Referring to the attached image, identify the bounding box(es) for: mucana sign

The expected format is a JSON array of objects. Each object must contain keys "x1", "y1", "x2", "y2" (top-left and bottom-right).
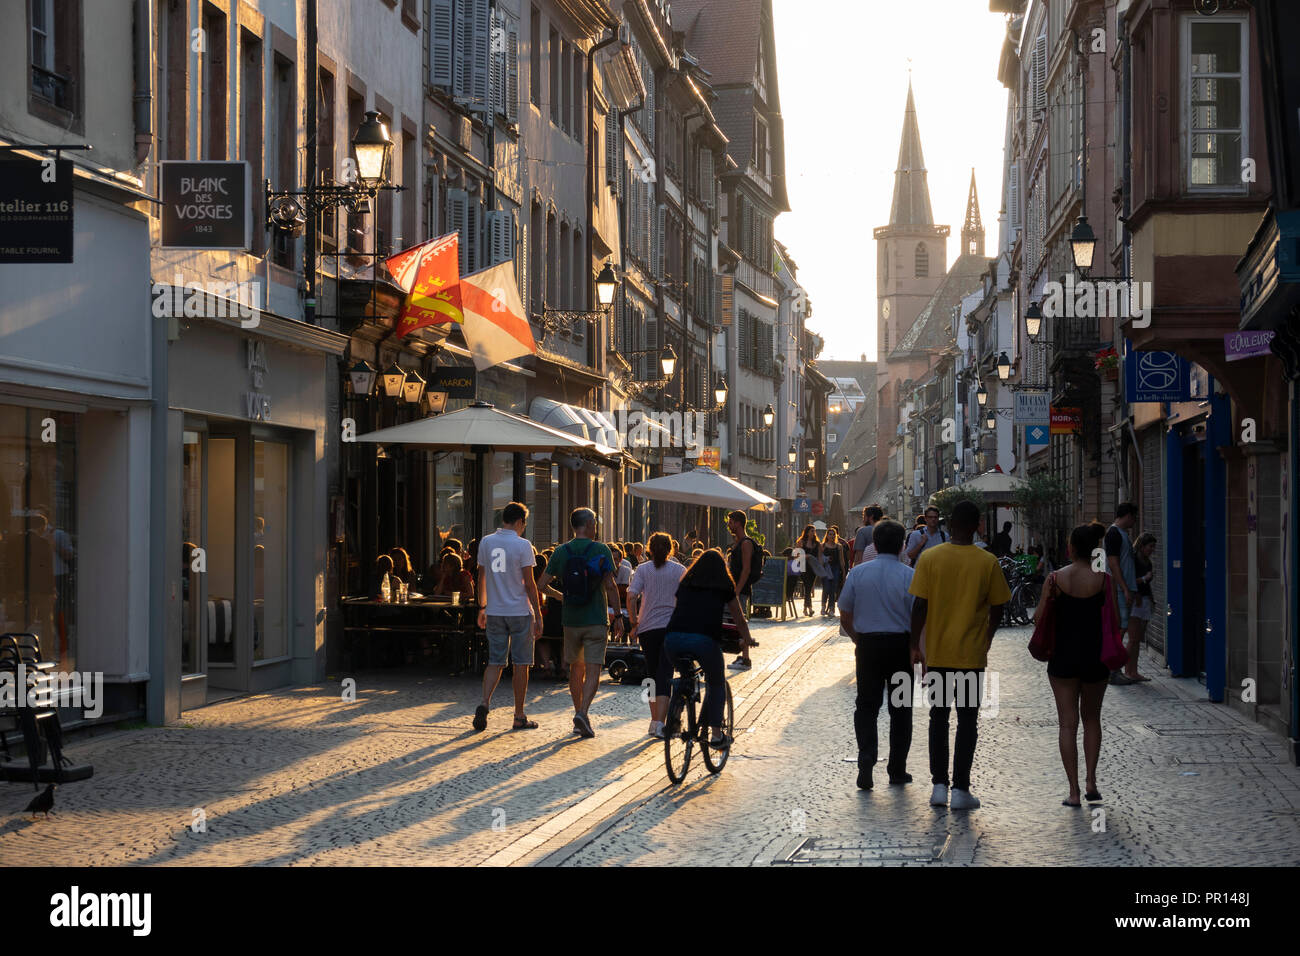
[{"x1": 160, "y1": 160, "x2": 250, "y2": 249}]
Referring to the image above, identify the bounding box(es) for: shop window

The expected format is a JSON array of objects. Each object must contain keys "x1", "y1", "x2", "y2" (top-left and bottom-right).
[
  {"x1": 0, "y1": 405, "x2": 77, "y2": 671},
  {"x1": 1184, "y1": 14, "x2": 1247, "y2": 191},
  {"x1": 181, "y1": 432, "x2": 202, "y2": 675}
]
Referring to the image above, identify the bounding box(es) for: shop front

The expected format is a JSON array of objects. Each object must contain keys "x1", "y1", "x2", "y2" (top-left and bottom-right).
[{"x1": 164, "y1": 312, "x2": 345, "y2": 715}]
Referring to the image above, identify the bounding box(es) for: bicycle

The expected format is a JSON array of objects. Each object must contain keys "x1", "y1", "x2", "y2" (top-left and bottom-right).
[
  {"x1": 998, "y1": 557, "x2": 1042, "y2": 626},
  {"x1": 663, "y1": 655, "x2": 734, "y2": 784}
]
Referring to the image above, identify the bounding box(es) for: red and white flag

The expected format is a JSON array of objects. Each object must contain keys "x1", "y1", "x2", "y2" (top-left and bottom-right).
[
  {"x1": 384, "y1": 233, "x2": 463, "y2": 337},
  {"x1": 458, "y1": 261, "x2": 536, "y2": 371}
]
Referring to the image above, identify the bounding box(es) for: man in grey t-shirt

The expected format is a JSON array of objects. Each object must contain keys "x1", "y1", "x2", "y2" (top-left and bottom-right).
[
  {"x1": 851, "y1": 506, "x2": 883, "y2": 567},
  {"x1": 473, "y1": 502, "x2": 543, "y2": 732}
]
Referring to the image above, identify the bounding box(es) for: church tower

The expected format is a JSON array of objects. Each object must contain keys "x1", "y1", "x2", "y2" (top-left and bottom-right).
[
  {"x1": 962, "y1": 168, "x2": 985, "y2": 257},
  {"x1": 873, "y1": 80, "x2": 949, "y2": 484}
]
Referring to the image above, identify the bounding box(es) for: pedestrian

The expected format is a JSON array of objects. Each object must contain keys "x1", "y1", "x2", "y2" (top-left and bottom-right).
[
  {"x1": 796, "y1": 524, "x2": 821, "y2": 615},
  {"x1": 726, "y1": 510, "x2": 762, "y2": 668},
  {"x1": 611, "y1": 543, "x2": 633, "y2": 638},
  {"x1": 1104, "y1": 503, "x2": 1143, "y2": 684},
  {"x1": 821, "y1": 526, "x2": 848, "y2": 614},
  {"x1": 908, "y1": 499, "x2": 1011, "y2": 810},
  {"x1": 473, "y1": 502, "x2": 544, "y2": 732},
  {"x1": 627, "y1": 532, "x2": 686, "y2": 739},
  {"x1": 838, "y1": 519, "x2": 916, "y2": 790},
  {"x1": 1128, "y1": 532, "x2": 1157, "y2": 681},
  {"x1": 992, "y1": 521, "x2": 1013, "y2": 558},
  {"x1": 664, "y1": 549, "x2": 754, "y2": 749},
  {"x1": 851, "y1": 505, "x2": 882, "y2": 567},
  {"x1": 904, "y1": 506, "x2": 948, "y2": 566},
  {"x1": 539, "y1": 508, "x2": 624, "y2": 738},
  {"x1": 856, "y1": 506, "x2": 885, "y2": 563},
  {"x1": 1035, "y1": 523, "x2": 1120, "y2": 806}
]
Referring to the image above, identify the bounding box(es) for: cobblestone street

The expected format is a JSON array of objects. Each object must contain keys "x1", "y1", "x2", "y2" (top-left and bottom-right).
[{"x1": 2, "y1": 615, "x2": 1298, "y2": 867}]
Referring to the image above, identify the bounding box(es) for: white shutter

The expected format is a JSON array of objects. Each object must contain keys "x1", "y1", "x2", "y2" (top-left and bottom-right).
[
  {"x1": 1033, "y1": 34, "x2": 1048, "y2": 113},
  {"x1": 517, "y1": 217, "x2": 528, "y2": 309},
  {"x1": 430, "y1": 0, "x2": 454, "y2": 88},
  {"x1": 470, "y1": 0, "x2": 491, "y2": 111},
  {"x1": 505, "y1": 16, "x2": 520, "y2": 123},
  {"x1": 446, "y1": 188, "x2": 469, "y2": 273},
  {"x1": 1008, "y1": 162, "x2": 1020, "y2": 238}
]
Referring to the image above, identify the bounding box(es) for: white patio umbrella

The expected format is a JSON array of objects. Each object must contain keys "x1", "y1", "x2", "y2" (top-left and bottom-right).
[
  {"x1": 949, "y1": 469, "x2": 1027, "y2": 505},
  {"x1": 629, "y1": 467, "x2": 778, "y2": 511},
  {"x1": 355, "y1": 401, "x2": 605, "y2": 454}
]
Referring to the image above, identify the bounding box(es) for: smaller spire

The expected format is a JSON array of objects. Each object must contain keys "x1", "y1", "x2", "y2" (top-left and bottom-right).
[{"x1": 962, "y1": 169, "x2": 984, "y2": 257}]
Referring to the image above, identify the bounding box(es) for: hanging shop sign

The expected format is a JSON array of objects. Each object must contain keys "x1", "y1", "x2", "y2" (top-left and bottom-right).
[
  {"x1": 160, "y1": 160, "x2": 250, "y2": 249},
  {"x1": 1013, "y1": 390, "x2": 1050, "y2": 426},
  {"x1": 794, "y1": 497, "x2": 810, "y2": 513},
  {"x1": 1124, "y1": 348, "x2": 1192, "y2": 402},
  {"x1": 661, "y1": 456, "x2": 683, "y2": 474},
  {"x1": 0, "y1": 159, "x2": 73, "y2": 263},
  {"x1": 428, "y1": 364, "x2": 476, "y2": 398},
  {"x1": 1224, "y1": 330, "x2": 1276, "y2": 362},
  {"x1": 1026, "y1": 423, "x2": 1050, "y2": 448},
  {"x1": 697, "y1": 446, "x2": 720, "y2": 470},
  {"x1": 1050, "y1": 407, "x2": 1081, "y2": 435}
]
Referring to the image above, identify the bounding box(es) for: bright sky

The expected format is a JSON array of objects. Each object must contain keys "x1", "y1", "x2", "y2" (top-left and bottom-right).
[{"x1": 771, "y1": 0, "x2": 1011, "y2": 361}]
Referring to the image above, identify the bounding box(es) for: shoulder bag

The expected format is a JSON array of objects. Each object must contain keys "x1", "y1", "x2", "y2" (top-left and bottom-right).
[{"x1": 1027, "y1": 572, "x2": 1058, "y2": 662}]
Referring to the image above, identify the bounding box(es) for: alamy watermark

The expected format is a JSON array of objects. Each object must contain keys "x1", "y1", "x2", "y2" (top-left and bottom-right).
[
  {"x1": 1042, "y1": 274, "x2": 1152, "y2": 328},
  {"x1": 615, "y1": 409, "x2": 705, "y2": 454},
  {"x1": 0, "y1": 665, "x2": 103, "y2": 719},
  {"x1": 151, "y1": 274, "x2": 262, "y2": 328}
]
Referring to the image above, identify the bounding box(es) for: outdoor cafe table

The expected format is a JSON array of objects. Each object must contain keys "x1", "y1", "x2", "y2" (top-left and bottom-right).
[{"x1": 340, "y1": 596, "x2": 484, "y2": 673}]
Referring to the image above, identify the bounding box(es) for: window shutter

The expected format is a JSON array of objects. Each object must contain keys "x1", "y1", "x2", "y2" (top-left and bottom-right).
[
  {"x1": 517, "y1": 217, "x2": 528, "y2": 310},
  {"x1": 505, "y1": 17, "x2": 520, "y2": 123},
  {"x1": 606, "y1": 110, "x2": 619, "y2": 185},
  {"x1": 1008, "y1": 162, "x2": 1020, "y2": 238},
  {"x1": 698, "y1": 148, "x2": 713, "y2": 202},
  {"x1": 452, "y1": 0, "x2": 469, "y2": 99},
  {"x1": 470, "y1": 0, "x2": 491, "y2": 111},
  {"x1": 739, "y1": 310, "x2": 751, "y2": 369},
  {"x1": 491, "y1": 11, "x2": 505, "y2": 116},
  {"x1": 1033, "y1": 34, "x2": 1048, "y2": 113},
  {"x1": 431, "y1": 0, "x2": 454, "y2": 88},
  {"x1": 469, "y1": 199, "x2": 482, "y2": 271},
  {"x1": 644, "y1": 311, "x2": 658, "y2": 380},
  {"x1": 446, "y1": 188, "x2": 469, "y2": 274},
  {"x1": 656, "y1": 204, "x2": 666, "y2": 278}
]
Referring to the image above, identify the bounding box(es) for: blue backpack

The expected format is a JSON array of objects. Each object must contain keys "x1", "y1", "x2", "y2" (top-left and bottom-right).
[{"x1": 561, "y1": 540, "x2": 605, "y2": 605}]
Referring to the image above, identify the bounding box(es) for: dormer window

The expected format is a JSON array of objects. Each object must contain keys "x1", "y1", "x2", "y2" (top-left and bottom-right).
[{"x1": 753, "y1": 113, "x2": 770, "y2": 176}]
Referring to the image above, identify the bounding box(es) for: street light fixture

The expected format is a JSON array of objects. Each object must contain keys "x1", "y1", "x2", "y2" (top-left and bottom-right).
[
  {"x1": 401, "y1": 369, "x2": 427, "y2": 405},
  {"x1": 806, "y1": 452, "x2": 816, "y2": 471},
  {"x1": 714, "y1": 377, "x2": 729, "y2": 407},
  {"x1": 1070, "y1": 215, "x2": 1097, "y2": 273},
  {"x1": 762, "y1": 404, "x2": 775, "y2": 428},
  {"x1": 985, "y1": 408, "x2": 997, "y2": 430},
  {"x1": 841, "y1": 455, "x2": 850, "y2": 472},
  {"x1": 595, "y1": 260, "x2": 618, "y2": 307},
  {"x1": 351, "y1": 111, "x2": 394, "y2": 189},
  {"x1": 348, "y1": 359, "x2": 377, "y2": 397},
  {"x1": 382, "y1": 362, "x2": 407, "y2": 398},
  {"x1": 996, "y1": 352, "x2": 1012, "y2": 380},
  {"x1": 976, "y1": 383, "x2": 988, "y2": 407},
  {"x1": 659, "y1": 344, "x2": 678, "y2": 378},
  {"x1": 1025, "y1": 300, "x2": 1043, "y2": 338},
  {"x1": 787, "y1": 443, "x2": 798, "y2": 465}
]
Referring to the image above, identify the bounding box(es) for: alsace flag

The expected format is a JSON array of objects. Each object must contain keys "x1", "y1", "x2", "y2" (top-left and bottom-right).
[
  {"x1": 385, "y1": 233, "x2": 464, "y2": 337},
  {"x1": 459, "y1": 261, "x2": 537, "y2": 371}
]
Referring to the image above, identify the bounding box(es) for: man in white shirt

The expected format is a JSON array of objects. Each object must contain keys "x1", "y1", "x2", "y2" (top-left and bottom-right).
[
  {"x1": 839, "y1": 519, "x2": 916, "y2": 791},
  {"x1": 905, "y1": 506, "x2": 948, "y2": 566},
  {"x1": 473, "y1": 502, "x2": 543, "y2": 732}
]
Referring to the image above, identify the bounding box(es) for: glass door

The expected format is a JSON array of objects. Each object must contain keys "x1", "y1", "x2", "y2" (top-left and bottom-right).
[
  {"x1": 206, "y1": 436, "x2": 239, "y2": 686},
  {"x1": 253, "y1": 439, "x2": 289, "y2": 661}
]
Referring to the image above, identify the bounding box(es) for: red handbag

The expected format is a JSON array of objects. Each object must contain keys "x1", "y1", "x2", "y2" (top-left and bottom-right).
[
  {"x1": 1027, "y1": 572, "x2": 1057, "y2": 662},
  {"x1": 1100, "y1": 573, "x2": 1129, "y2": 670}
]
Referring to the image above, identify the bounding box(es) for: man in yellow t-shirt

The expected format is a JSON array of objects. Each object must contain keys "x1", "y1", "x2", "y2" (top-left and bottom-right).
[{"x1": 908, "y1": 499, "x2": 1011, "y2": 811}]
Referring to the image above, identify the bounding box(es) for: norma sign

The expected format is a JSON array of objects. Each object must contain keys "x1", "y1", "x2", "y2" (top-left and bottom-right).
[
  {"x1": 1050, "y1": 407, "x2": 1082, "y2": 435},
  {"x1": 0, "y1": 159, "x2": 73, "y2": 262},
  {"x1": 428, "y1": 364, "x2": 476, "y2": 398},
  {"x1": 160, "y1": 160, "x2": 250, "y2": 249},
  {"x1": 1013, "y1": 390, "x2": 1050, "y2": 426}
]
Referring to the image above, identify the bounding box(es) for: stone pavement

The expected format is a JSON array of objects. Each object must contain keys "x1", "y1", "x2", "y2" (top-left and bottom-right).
[{"x1": 1, "y1": 615, "x2": 1297, "y2": 866}]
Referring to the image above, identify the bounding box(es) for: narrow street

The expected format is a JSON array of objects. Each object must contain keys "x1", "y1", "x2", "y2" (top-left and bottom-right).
[{"x1": 5, "y1": 614, "x2": 1297, "y2": 867}]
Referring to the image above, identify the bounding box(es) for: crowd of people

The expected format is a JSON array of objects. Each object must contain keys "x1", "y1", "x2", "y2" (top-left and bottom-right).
[{"x1": 837, "y1": 498, "x2": 1159, "y2": 809}]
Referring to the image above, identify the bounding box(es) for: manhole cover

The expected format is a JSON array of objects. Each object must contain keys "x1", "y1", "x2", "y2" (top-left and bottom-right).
[{"x1": 774, "y1": 836, "x2": 951, "y2": 865}]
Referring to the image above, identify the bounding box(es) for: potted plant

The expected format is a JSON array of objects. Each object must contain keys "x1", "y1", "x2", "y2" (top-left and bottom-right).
[{"x1": 1094, "y1": 347, "x2": 1120, "y2": 380}]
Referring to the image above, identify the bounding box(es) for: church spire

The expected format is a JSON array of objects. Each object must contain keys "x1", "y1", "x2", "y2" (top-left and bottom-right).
[
  {"x1": 962, "y1": 168, "x2": 984, "y2": 257},
  {"x1": 889, "y1": 79, "x2": 935, "y2": 227}
]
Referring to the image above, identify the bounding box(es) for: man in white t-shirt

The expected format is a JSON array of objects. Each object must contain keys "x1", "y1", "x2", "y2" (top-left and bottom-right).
[
  {"x1": 905, "y1": 506, "x2": 948, "y2": 566},
  {"x1": 473, "y1": 502, "x2": 543, "y2": 732}
]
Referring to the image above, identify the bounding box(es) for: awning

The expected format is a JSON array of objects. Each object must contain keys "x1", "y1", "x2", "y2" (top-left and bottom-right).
[
  {"x1": 629, "y1": 468, "x2": 778, "y2": 511},
  {"x1": 949, "y1": 469, "x2": 1027, "y2": 505},
  {"x1": 530, "y1": 398, "x2": 622, "y2": 454}
]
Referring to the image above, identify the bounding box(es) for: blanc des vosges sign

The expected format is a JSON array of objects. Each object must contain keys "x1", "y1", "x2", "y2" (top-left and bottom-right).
[{"x1": 161, "y1": 161, "x2": 250, "y2": 250}]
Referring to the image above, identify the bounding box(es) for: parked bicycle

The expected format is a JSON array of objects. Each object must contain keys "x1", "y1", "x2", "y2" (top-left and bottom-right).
[
  {"x1": 663, "y1": 656, "x2": 735, "y2": 783},
  {"x1": 999, "y1": 556, "x2": 1042, "y2": 627}
]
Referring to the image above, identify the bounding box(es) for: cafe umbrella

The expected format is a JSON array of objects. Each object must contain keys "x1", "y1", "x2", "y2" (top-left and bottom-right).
[{"x1": 628, "y1": 467, "x2": 778, "y2": 512}]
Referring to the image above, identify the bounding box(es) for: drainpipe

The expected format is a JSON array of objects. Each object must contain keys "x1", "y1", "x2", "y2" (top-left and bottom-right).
[
  {"x1": 133, "y1": 0, "x2": 153, "y2": 165},
  {"x1": 587, "y1": 28, "x2": 620, "y2": 366}
]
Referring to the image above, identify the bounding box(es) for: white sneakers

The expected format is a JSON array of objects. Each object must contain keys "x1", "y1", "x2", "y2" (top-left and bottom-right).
[
  {"x1": 648, "y1": 721, "x2": 665, "y2": 739},
  {"x1": 930, "y1": 784, "x2": 981, "y2": 810}
]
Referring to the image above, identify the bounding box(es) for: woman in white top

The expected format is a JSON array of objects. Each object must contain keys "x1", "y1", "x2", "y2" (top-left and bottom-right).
[{"x1": 627, "y1": 532, "x2": 687, "y2": 738}]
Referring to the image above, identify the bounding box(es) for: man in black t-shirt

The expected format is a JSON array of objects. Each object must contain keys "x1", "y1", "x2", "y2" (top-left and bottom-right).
[{"x1": 726, "y1": 510, "x2": 758, "y2": 669}]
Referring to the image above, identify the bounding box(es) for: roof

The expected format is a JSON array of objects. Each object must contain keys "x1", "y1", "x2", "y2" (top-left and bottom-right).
[
  {"x1": 888, "y1": 253, "x2": 992, "y2": 361},
  {"x1": 889, "y1": 80, "x2": 935, "y2": 227},
  {"x1": 673, "y1": 0, "x2": 764, "y2": 86},
  {"x1": 837, "y1": 401, "x2": 879, "y2": 476}
]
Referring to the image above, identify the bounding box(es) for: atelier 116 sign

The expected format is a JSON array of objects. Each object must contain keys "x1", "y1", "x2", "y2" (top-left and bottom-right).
[{"x1": 0, "y1": 159, "x2": 73, "y2": 263}]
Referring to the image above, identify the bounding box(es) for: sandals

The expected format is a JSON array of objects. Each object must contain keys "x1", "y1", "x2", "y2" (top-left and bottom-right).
[
  {"x1": 1062, "y1": 799, "x2": 1081, "y2": 807},
  {"x1": 512, "y1": 716, "x2": 538, "y2": 730},
  {"x1": 1086, "y1": 789, "x2": 1102, "y2": 802},
  {"x1": 472, "y1": 704, "x2": 488, "y2": 732}
]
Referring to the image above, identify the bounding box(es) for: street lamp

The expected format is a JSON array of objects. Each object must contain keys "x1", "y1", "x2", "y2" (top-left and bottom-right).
[
  {"x1": 381, "y1": 362, "x2": 406, "y2": 398},
  {"x1": 401, "y1": 369, "x2": 426, "y2": 405},
  {"x1": 787, "y1": 442, "x2": 797, "y2": 465},
  {"x1": 1070, "y1": 215, "x2": 1097, "y2": 273},
  {"x1": 976, "y1": 383, "x2": 988, "y2": 407},
  {"x1": 1025, "y1": 300, "x2": 1043, "y2": 338},
  {"x1": 996, "y1": 352, "x2": 1011, "y2": 381},
  {"x1": 762, "y1": 403, "x2": 775, "y2": 428},
  {"x1": 841, "y1": 455, "x2": 850, "y2": 472},
  {"x1": 985, "y1": 408, "x2": 996, "y2": 430},
  {"x1": 714, "y1": 376, "x2": 729, "y2": 407},
  {"x1": 595, "y1": 260, "x2": 618, "y2": 307},
  {"x1": 351, "y1": 111, "x2": 394, "y2": 190},
  {"x1": 806, "y1": 452, "x2": 816, "y2": 471},
  {"x1": 659, "y1": 344, "x2": 678, "y2": 378},
  {"x1": 348, "y1": 359, "x2": 377, "y2": 397}
]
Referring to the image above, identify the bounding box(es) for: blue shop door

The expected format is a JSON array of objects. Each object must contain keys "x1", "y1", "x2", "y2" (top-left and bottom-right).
[{"x1": 1181, "y1": 439, "x2": 1206, "y2": 681}]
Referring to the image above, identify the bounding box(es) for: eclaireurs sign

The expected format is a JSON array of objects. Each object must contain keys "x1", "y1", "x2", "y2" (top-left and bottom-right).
[{"x1": 160, "y1": 161, "x2": 250, "y2": 249}]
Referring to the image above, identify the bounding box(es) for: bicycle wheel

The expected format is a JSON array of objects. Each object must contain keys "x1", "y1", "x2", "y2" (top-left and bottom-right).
[
  {"x1": 702, "y1": 681, "x2": 734, "y2": 774},
  {"x1": 664, "y1": 687, "x2": 695, "y2": 784}
]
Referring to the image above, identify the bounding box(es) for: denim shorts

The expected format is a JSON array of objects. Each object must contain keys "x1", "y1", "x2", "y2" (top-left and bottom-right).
[{"x1": 486, "y1": 614, "x2": 534, "y2": 666}]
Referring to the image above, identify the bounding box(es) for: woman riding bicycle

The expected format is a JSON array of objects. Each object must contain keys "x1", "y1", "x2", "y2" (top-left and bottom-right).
[{"x1": 663, "y1": 550, "x2": 755, "y2": 749}]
